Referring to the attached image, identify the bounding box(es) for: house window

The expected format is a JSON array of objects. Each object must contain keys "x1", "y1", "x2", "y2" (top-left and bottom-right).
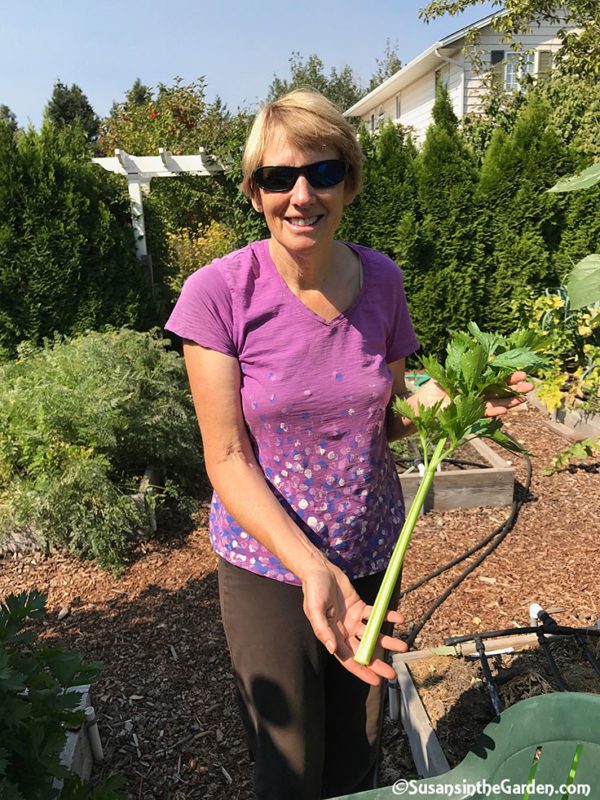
[
  {"x1": 504, "y1": 52, "x2": 534, "y2": 90},
  {"x1": 395, "y1": 95, "x2": 401, "y2": 121},
  {"x1": 490, "y1": 49, "x2": 505, "y2": 88},
  {"x1": 370, "y1": 113, "x2": 375, "y2": 133},
  {"x1": 377, "y1": 106, "x2": 384, "y2": 129},
  {"x1": 537, "y1": 50, "x2": 553, "y2": 78}
]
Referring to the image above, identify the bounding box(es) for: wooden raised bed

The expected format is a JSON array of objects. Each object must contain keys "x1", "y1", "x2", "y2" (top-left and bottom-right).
[
  {"x1": 528, "y1": 391, "x2": 600, "y2": 441},
  {"x1": 398, "y1": 437, "x2": 515, "y2": 513},
  {"x1": 54, "y1": 684, "x2": 104, "y2": 793}
]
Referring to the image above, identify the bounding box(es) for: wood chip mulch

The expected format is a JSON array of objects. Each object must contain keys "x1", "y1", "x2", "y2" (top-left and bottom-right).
[{"x1": 1, "y1": 404, "x2": 598, "y2": 798}]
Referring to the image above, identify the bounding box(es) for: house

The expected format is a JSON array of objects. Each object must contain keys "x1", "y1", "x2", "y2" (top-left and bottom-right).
[{"x1": 344, "y1": 10, "x2": 578, "y2": 142}]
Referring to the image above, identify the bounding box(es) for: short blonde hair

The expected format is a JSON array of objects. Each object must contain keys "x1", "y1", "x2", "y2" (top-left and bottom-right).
[{"x1": 241, "y1": 88, "x2": 363, "y2": 199}]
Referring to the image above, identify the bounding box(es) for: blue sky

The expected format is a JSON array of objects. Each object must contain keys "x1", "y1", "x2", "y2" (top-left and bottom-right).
[{"x1": 1, "y1": 0, "x2": 495, "y2": 128}]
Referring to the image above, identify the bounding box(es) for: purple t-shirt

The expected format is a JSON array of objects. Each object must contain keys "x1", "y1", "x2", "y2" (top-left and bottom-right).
[{"x1": 165, "y1": 239, "x2": 419, "y2": 585}]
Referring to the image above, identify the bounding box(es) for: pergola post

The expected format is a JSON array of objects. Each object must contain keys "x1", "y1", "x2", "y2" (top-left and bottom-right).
[{"x1": 93, "y1": 148, "x2": 223, "y2": 285}]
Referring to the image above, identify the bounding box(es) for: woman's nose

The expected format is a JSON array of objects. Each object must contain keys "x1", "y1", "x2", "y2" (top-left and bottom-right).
[{"x1": 290, "y1": 174, "x2": 315, "y2": 204}]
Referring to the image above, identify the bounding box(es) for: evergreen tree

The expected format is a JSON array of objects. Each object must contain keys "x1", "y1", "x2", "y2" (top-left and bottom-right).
[
  {"x1": 367, "y1": 40, "x2": 402, "y2": 92},
  {"x1": 338, "y1": 121, "x2": 417, "y2": 260},
  {"x1": 267, "y1": 53, "x2": 362, "y2": 110},
  {"x1": 476, "y1": 94, "x2": 576, "y2": 330},
  {"x1": 410, "y1": 85, "x2": 483, "y2": 355},
  {"x1": 126, "y1": 78, "x2": 153, "y2": 107},
  {"x1": 45, "y1": 81, "x2": 99, "y2": 141},
  {"x1": 0, "y1": 123, "x2": 155, "y2": 357},
  {"x1": 0, "y1": 105, "x2": 18, "y2": 135}
]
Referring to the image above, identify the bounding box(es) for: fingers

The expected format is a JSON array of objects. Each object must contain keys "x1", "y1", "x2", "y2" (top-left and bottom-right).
[
  {"x1": 360, "y1": 605, "x2": 404, "y2": 625},
  {"x1": 379, "y1": 632, "x2": 408, "y2": 652},
  {"x1": 485, "y1": 395, "x2": 528, "y2": 417}
]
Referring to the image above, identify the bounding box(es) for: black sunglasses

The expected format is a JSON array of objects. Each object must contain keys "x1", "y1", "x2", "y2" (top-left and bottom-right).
[{"x1": 252, "y1": 159, "x2": 347, "y2": 192}]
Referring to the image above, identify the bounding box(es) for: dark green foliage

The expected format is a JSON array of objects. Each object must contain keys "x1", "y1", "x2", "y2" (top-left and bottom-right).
[
  {"x1": 476, "y1": 95, "x2": 576, "y2": 332},
  {"x1": 0, "y1": 106, "x2": 18, "y2": 136},
  {"x1": 338, "y1": 121, "x2": 417, "y2": 258},
  {"x1": 125, "y1": 78, "x2": 153, "y2": 108},
  {"x1": 408, "y1": 86, "x2": 484, "y2": 355},
  {"x1": 45, "y1": 81, "x2": 99, "y2": 142},
  {"x1": 0, "y1": 329, "x2": 201, "y2": 569},
  {"x1": 0, "y1": 590, "x2": 124, "y2": 799},
  {"x1": 0, "y1": 123, "x2": 156, "y2": 359}
]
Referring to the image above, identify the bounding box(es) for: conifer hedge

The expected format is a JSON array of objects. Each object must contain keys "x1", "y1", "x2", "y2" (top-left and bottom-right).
[
  {"x1": 339, "y1": 85, "x2": 598, "y2": 357},
  {"x1": 0, "y1": 122, "x2": 156, "y2": 360}
]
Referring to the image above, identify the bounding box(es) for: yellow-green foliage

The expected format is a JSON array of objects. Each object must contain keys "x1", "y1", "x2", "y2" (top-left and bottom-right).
[
  {"x1": 526, "y1": 289, "x2": 600, "y2": 412},
  {"x1": 166, "y1": 220, "x2": 238, "y2": 292}
]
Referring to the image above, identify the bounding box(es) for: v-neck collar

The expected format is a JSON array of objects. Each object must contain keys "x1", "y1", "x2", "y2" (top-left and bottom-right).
[{"x1": 259, "y1": 239, "x2": 367, "y2": 327}]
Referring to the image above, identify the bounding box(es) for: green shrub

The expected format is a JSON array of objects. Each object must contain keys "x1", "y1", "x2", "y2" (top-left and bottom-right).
[
  {"x1": 0, "y1": 589, "x2": 124, "y2": 799},
  {"x1": 0, "y1": 328, "x2": 201, "y2": 569},
  {"x1": 0, "y1": 122, "x2": 156, "y2": 359}
]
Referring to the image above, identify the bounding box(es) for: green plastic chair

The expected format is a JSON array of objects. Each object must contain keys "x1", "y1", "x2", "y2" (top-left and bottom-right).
[{"x1": 332, "y1": 692, "x2": 600, "y2": 799}]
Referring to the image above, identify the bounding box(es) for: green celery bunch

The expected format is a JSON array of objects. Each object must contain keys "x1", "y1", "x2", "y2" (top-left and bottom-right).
[{"x1": 354, "y1": 323, "x2": 548, "y2": 666}]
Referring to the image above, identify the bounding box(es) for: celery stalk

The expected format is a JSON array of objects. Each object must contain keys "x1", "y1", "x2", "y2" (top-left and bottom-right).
[{"x1": 354, "y1": 437, "x2": 448, "y2": 665}]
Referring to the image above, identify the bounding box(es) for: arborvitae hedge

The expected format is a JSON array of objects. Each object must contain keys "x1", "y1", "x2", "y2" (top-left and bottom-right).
[
  {"x1": 476, "y1": 96, "x2": 576, "y2": 332},
  {"x1": 0, "y1": 122, "x2": 156, "y2": 359},
  {"x1": 409, "y1": 86, "x2": 484, "y2": 355},
  {"x1": 338, "y1": 84, "x2": 596, "y2": 357}
]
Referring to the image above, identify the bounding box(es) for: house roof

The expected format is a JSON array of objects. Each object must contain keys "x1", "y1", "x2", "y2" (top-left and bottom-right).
[{"x1": 344, "y1": 9, "x2": 508, "y2": 116}]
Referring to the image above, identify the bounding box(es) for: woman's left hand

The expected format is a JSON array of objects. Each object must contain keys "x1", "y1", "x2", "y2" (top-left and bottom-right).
[
  {"x1": 302, "y1": 562, "x2": 407, "y2": 685},
  {"x1": 484, "y1": 371, "x2": 534, "y2": 417}
]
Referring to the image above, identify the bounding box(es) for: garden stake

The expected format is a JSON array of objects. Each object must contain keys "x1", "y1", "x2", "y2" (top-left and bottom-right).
[
  {"x1": 574, "y1": 632, "x2": 600, "y2": 677},
  {"x1": 474, "y1": 637, "x2": 503, "y2": 715}
]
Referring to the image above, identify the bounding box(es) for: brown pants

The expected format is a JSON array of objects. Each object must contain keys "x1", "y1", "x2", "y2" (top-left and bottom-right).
[{"x1": 218, "y1": 557, "x2": 401, "y2": 800}]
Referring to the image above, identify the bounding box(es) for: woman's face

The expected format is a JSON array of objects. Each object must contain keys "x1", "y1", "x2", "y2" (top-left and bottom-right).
[{"x1": 251, "y1": 128, "x2": 353, "y2": 259}]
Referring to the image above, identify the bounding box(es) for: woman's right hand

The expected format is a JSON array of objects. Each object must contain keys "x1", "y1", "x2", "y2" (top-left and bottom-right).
[{"x1": 300, "y1": 563, "x2": 407, "y2": 686}]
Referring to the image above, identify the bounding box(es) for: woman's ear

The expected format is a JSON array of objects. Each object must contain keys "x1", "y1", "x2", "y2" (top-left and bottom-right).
[
  {"x1": 251, "y1": 185, "x2": 263, "y2": 213},
  {"x1": 343, "y1": 182, "x2": 357, "y2": 206}
]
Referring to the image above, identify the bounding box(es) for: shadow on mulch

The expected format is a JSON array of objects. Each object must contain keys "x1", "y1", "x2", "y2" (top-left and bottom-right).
[{"x1": 37, "y1": 571, "x2": 254, "y2": 800}]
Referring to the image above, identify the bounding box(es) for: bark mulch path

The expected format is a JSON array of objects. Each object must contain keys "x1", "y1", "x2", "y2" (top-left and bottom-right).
[{"x1": 1, "y1": 405, "x2": 598, "y2": 798}]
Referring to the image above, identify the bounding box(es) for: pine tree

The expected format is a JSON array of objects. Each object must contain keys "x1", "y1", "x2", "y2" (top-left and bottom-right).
[{"x1": 45, "y1": 81, "x2": 99, "y2": 141}]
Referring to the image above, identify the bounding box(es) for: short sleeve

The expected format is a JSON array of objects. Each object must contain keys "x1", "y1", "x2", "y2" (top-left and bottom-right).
[
  {"x1": 164, "y1": 264, "x2": 236, "y2": 356},
  {"x1": 385, "y1": 262, "x2": 420, "y2": 363}
]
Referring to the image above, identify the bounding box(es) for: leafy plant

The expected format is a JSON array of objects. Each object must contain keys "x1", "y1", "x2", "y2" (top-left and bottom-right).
[
  {"x1": 0, "y1": 590, "x2": 124, "y2": 799},
  {"x1": 166, "y1": 220, "x2": 238, "y2": 293},
  {"x1": 543, "y1": 437, "x2": 600, "y2": 475},
  {"x1": 354, "y1": 323, "x2": 547, "y2": 665},
  {"x1": 0, "y1": 329, "x2": 201, "y2": 569},
  {"x1": 525, "y1": 288, "x2": 599, "y2": 412}
]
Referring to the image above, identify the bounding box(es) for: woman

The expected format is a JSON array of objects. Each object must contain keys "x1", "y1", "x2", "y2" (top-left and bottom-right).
[{"x1": 165, "y1": 89, "x2": 530, "y2": 799}]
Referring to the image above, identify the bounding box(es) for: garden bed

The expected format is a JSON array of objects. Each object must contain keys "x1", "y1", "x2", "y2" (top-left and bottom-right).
[
  {"x1": 394, "y1": 633, "x2": 600, "y2": 776},
  {"x1": 528, "y1": 390, "x2": 600, "y2": 441},
  {"x1": 394, "y1": 436, "x2": 515, "y2": 512},
  {"x1": 0, "y1": 406, "x2": 598, "y2": 798}
]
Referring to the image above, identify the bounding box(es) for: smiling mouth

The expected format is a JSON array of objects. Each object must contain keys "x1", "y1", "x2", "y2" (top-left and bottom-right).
[{"x1": 285, "y1": 215, "x2": 322, "y2": 228}]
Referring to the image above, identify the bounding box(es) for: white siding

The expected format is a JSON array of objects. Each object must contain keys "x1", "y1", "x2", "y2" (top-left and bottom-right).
[
  {"x1": 355, "y1": 18, "x2": 578, "y2": 144},
  {"x1": 463, "y1": 24, "x2": 578, "y2": 115}
]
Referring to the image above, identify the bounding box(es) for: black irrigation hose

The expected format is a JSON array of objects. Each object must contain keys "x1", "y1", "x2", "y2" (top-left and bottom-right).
[{"x1": 402, "y1": 438, "x2": 532, "y2": 650}]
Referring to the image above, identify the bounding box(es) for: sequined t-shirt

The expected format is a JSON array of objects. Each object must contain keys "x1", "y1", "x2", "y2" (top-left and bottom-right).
[{"x1": 165, "y1": 239, "x2": 419, "y2": 585}]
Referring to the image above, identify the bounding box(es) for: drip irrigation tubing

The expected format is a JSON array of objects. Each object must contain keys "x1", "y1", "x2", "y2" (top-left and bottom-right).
[{"x1": 401, "y1": 436, "x2": 532, "y2": 649}]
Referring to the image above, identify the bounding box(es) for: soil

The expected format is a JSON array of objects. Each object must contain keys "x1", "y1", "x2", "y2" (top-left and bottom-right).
[
  {"x1": 1, "y1": 404, "x2": 599, "y2": 798},
  {"x1": 391, "y1": 438, "x2": 489, "y2": 473}
]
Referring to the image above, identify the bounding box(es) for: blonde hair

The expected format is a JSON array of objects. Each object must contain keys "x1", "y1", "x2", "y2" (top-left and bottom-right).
[{"x1": 241, "y1": 88, "x2": 363, "y2": 199}]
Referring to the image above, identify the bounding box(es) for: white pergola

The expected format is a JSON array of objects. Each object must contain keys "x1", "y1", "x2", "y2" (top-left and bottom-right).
[{"x1": 93, "y1": 148, "x2": 223, "y2": 279}]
